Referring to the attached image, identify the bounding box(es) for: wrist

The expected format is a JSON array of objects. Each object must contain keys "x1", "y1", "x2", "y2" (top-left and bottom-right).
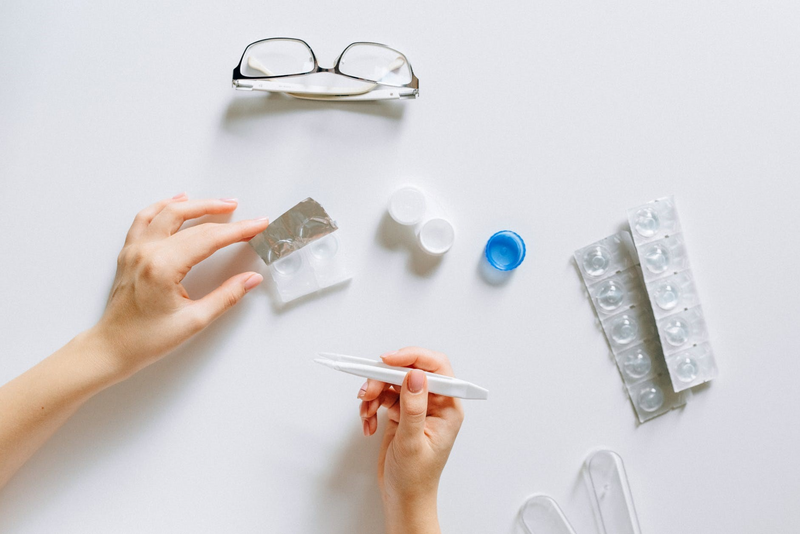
[
  {"x1": 383, "y1": 491, "x2": 440, "y2": 534},
  {"x1": 69, "y1": 327, "x2": 131, "y2": 389}
]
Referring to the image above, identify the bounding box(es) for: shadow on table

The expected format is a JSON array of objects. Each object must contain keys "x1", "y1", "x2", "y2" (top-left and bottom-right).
[
  {"x1": 315, "y1": 427, "x2": 385, "y2": 534},
  {"x1": 476, "y1": 252, "x2": 515, "y2": 286},
  {"x1": 0, "y1": 297, "x2": 247, "y2": 529},
  {"x1": 375, "y1": 212, "x2": 442, "y2": 278},
  {"x1": 0, "y1": 241, "x2": 264, "y2": 529},
  {"x1": 222, "y1": 93, "x2": 406, "y2": 127}
]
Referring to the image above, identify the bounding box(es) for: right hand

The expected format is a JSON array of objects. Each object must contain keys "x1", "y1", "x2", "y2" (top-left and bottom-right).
[{"x1": 358, "y1": 347, "x2": 465, "y2": 534}]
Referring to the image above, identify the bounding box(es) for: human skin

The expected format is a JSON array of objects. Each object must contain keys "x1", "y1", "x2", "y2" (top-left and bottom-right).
[
  {"x1": 0, "y1": 194, "x2": 269, "y2": 489},
  {"x1": 358, "y1": 347, "x2": 465, "y2": 534}
]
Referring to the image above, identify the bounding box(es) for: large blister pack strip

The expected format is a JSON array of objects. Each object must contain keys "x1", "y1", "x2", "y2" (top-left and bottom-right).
[
  {"x1": 575, "y1": 232, "x2": 690, "y2": 422},
  {"x1": 627, "y1": 197, "x2": 718, "y2": 392}
]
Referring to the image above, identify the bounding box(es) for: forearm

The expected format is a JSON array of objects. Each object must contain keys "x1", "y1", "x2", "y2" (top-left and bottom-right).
[{"x1": 0, "y1": 330, "x2": 117, "y2": 489}]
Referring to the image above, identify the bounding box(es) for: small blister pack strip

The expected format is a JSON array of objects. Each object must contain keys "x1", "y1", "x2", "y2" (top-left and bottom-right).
[
  {"x1": 627, "y1": 197, "x2": 717, "y2": 391},
  {"x1": 575, "y1": 232, "x2": 690, "y2": 422}
]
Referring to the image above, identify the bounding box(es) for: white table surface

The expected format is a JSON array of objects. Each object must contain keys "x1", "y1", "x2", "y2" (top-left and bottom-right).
[{"x1": 2, "y1": 1, "x2": 799, "y2": 532}]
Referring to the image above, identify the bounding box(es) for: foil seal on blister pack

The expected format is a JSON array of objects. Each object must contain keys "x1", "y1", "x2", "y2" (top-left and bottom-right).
[{"x1": 249, "y1": 198, "x2": 338, "y2": 265}]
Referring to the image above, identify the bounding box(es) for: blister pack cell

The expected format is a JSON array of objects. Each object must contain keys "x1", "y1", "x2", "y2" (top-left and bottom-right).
[
  {"x1": 267, "y1": 233, "x2": 351, "y2": 302},
  {"x1": 627, "y1": 196, "x2": 718, "y2": 391},
  {"x1": 574, "y1": 232, "x2": 637, "y2": 283}
]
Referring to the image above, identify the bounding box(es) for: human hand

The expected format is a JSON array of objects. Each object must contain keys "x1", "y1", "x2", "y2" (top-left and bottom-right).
[
  {"x1": 89, "y1": 194, "x2": 269, "y2": 382},
  {"x1": 358, "y1": 347, "x2": 465, "y2": 534}
]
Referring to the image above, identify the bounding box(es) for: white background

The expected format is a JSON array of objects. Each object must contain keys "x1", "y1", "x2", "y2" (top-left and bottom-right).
[{"x1": 1, "y1": 1, "x2": 799, "y2": 532}]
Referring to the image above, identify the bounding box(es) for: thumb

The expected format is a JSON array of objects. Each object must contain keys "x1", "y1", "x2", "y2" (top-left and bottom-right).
[
  {"x1": 396, "y1": 369, "x2": 428, "y2": 443},
  {"x1": 191, "y1": 272, "x2": 263, "y2": 328}
]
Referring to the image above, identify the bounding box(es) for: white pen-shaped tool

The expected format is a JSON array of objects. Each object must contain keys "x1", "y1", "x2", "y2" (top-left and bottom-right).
[{"x1": 315, "y1": 352, "x2": 489, "y2": 400}]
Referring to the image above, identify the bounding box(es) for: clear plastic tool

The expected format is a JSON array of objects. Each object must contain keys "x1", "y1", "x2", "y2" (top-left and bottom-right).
[
  {"x1": 583, "y1": 450, "x2": 642, "y2": 534},
  {"x1": 518, "y1": 495, "x2": 577, "y2": 534},
  {"x1": 314, "y1": 353, "x2": 489, "y2": 400}
]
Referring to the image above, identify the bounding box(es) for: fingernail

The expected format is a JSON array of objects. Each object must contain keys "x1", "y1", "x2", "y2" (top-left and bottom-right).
[
  {"x1": 408, "y1": 369, "x2": 425, "y2": 394},
  {"x1": 254, "y1": 217, "x2": 269, "y2": 223},
  {"x1": 380, "y1": 351, "x2": 398, "y2": 360},
  {"x1": 220, "y1": 197, "x2": 238, "y2": 204},
  {"x1": 172, "y1": 192, "x2": 187, "y2": 199},
  {"x1": 243, "y1": 273, "x2": 263, "y2": 291},
  {"x1": 358, "y1": 381, "x2": 368, "y2": 398},
  {"x1": 362, "y1": 419, "x2": 369, "y2": 437}
]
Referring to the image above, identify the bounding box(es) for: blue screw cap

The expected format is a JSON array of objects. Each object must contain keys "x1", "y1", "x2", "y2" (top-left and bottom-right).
[{"x1": 485, "y1": 231, "x2": 526, "y2": 271}]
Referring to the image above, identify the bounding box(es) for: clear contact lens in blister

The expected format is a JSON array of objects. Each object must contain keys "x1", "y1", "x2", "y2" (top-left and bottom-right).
[
  {"x1": 306, "y1": 233, "x2": 351, "y2": 289},
  {"x1": 600, "y1": 306, "x2": 657, "y2": 352},
  {"x1": 268, "y1": 232, "x2": 351, "y2": 303},
  {"x1": 614, "y1": 340, "x2": 664, "y2": 385},
  {"x1": 587, "y1": 268, "x2": 646, "y2": 315},
  {"x1": 665, "y1": 343, "x2": 718, "y2": 391},
  {"x1": 638, "y1": 234, "x2": 690, "y2": 281},
  {"x1": 627, "y1": 373, "x2": 690, "y2": 423},
  {"x1": 626, "y1": 196, "x2": 681, "y2": 245},
  {"x1": 269, "y1": 250, "x2": 317, "y2": 302},
  {"x1": 656, "y1": 306, "x2": 708, "y2": 354},
  {"x1": 574, "y1": 232, "x2": 637, "y2": 282},
  {"x1": 646, "y1": 271, "x2": 700, "y2": 319}
]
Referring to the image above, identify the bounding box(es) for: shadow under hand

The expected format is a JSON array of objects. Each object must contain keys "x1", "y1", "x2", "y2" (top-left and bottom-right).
[
  {"x1": 267, "y1": 278, "x2": 352, "y2": 315},
  {"x1": 375, "y1": 212, "x2": 442, "y2": 278},
  {"x1": 315, "y1": 423, "x2": 385, "y2": 534},
  {"x1": 222, "y1": 93, "x2": 406, "y2": 128}
]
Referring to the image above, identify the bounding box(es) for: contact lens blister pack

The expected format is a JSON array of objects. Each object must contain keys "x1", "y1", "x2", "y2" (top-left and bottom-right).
[
  {"x1": 627, "y1": 197, "x2": 717, "y2": 391},
  {"x1": 250, "y1": 198, "x2": 351, "y2": 303},
  {"x1": 575, "y1": 231, "x2": 690, "y2": 422}
]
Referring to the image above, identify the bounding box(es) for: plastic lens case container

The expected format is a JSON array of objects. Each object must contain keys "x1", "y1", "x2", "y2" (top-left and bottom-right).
[
  {"x1": 575, "y1": 231, "x2": 689, "y2": 422},
  {"x1": 627, "y1": 197, "x2": 718, "y2": 391},
  {"x1": 268, "y1": 233, "x2": 350, "y2": 302},
  {"x1": 388, "y1": 186, "x2": 455, "y2": 255}
]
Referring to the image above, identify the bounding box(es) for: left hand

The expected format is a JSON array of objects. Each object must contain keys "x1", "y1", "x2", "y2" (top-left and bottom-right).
[{"x1": 90, "y1": 194, "x2": 269, "y2": 382}]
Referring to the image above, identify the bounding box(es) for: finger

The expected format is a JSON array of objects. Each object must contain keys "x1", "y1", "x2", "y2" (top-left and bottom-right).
[
  {"x1": 361, "y1": 389, "x2": 400, "y2": 420},
  {"x1": 187, "y1": 271, "x2": 263, "y2": 329},
  {"x1": 126, "y1": 194, "x2": 187, "y2": 244},
  {"x1": 147, "y1": 198, "x2": 239, "y2": 237},
  {"x1": 395, "y1": 369, "x2": 428, "y2": 443},
  {"x1": 170, "y1": 217, "x2": 269, "y2": 272},
  {"x1": 380, "y1": 347, "x2": 455, "y2": 377},
  {"x1": 359, "y1": 378, "x2": 390, "y2": 401},
  {"x1": 366, "y1": 414, "x2": 378, "y2": 436}
]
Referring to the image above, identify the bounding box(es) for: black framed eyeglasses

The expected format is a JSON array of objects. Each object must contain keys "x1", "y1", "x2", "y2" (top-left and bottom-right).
[{"x1": 232, "y1": 38, "x2": 419, "y2": 101}]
